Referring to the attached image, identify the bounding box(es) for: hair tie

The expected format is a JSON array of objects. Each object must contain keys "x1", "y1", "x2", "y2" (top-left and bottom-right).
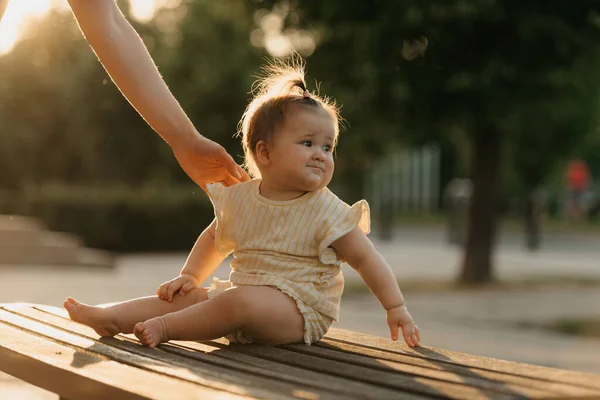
[{"x1": 303, "y1": 90, "x2": 311, "y2": 99}]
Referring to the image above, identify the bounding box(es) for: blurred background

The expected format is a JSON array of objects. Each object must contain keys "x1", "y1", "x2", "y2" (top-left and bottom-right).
[{"x1": 1, "y1": 0, "x2": 600, "y2": 397}]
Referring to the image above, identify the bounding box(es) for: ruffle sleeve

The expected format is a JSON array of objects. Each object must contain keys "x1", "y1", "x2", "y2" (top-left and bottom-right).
[
  {"x1": 204, "y1": 183, "x2": 234, "y2": 257},
  {"x1": 318, "y1": 199, "x2": 370, "y2": 265},
  {"x1": 204, "y1": 183, "x2": 227, "y2": 208}
]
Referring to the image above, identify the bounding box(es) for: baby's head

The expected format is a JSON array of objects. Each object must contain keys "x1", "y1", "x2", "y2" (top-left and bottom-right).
[{"x1": 238, "y1": 58, "x2": 340, "y2": 193}]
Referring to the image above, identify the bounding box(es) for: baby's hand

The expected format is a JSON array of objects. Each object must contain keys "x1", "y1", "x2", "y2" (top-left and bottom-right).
[
  {"x1": 386, "y1": 305, "x2": 421, "y2": 347},
  {"x1": 157, "y1": 273, "x2": 199, "y2": 302}
]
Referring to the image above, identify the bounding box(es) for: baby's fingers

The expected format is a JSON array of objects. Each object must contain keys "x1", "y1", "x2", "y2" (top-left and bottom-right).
[
  {"x1": 414, "y1": 324, "x2": 421, "y2": 346},
  {"x1": 179, "y1": 280, "x2": 196, "y2": 297},
  {"x1": 402, "y1": 323, "x2": 420, "y2": 347},
  {"x1": 388, "y1": 321, "x2": 400, "y2": 341},
  {"x1": 157, "y1": 283, "x2": 169, "y2": 300},
  {"x1": 166, "y1": 282, "x2": 181, "y2": 302}
]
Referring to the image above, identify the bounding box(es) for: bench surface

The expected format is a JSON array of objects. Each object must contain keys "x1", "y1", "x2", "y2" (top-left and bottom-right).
[{"x1": 1, "y1": 303, "x2": 599, "y2": 400}]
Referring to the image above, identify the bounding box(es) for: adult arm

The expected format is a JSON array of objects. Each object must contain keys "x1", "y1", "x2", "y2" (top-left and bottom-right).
[
  {"x1": 66, "y1": 0, "x2": 248, "y2": 186},
  {"x1": 0, "y1": 0, "x2": 7, "y2": 23}
]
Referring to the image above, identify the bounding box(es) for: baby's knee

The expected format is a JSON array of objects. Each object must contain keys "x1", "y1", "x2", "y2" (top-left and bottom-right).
[{"x1": 220, "y1": 287, "x2": 258, "y2": 322}]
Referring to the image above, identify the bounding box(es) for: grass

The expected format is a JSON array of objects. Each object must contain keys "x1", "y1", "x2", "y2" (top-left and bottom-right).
[
  {"x1": 394, "y1": 213, "x2": 600, "y2": 235},
  {"x1": 518, "y1": 318, "x2": 600, "y2": 339},
  {"x1": 343, "y1": 276, "x2": 600, "y2": 295}
]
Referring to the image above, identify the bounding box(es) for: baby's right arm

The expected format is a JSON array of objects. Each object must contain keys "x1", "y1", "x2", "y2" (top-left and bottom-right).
[
  {"x1": 157, "y1": 219, "x2": 226, "y2": 301},
  {"x1": 332, "y1": 227, "x2": 420, "y2": 347}
]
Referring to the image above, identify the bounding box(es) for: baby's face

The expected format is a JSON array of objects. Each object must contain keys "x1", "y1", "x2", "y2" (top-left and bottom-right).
[{"x1": 267, "y1": 105, "x2": 337, "y2": 192}]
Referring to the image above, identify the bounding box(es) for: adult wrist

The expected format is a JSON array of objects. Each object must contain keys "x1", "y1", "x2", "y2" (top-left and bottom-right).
[{"x1": 167, "y1": 126, "x2": 204, "y2": 151}]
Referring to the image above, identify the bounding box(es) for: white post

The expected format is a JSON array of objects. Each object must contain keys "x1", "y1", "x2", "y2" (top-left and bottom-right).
[
  {"x1": 411, "y1": 150, "x2": 420, "y2": 213},
  {"x1": 431, "y1": 145, "x2": 441, "y2": 213},
  {"x1": 421, "y1": 147, "x2": 431, "y2": 213},
  {"x1": 401, "y1": 151, "x2": 410, "y2": 213}
]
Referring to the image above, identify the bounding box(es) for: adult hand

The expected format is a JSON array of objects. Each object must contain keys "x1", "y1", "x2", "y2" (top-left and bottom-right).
[
  {"x1": 172, "y1": 135, "x2": 250, "y2": 188},
  {"x1": 0, "y1": 0, "x2": 8, "y2": 23}
]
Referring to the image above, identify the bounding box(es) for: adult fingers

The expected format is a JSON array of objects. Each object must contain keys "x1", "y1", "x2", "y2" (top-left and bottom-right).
[
  {"x1": 221, "y1": 173, "x2": 241, "y2": 187},
  {"x1": 235, "y1": 164, "x2": 251, "y2": 182},
  {"x1": 217, "y1": 147, "x2": 244, "y2": 183}
]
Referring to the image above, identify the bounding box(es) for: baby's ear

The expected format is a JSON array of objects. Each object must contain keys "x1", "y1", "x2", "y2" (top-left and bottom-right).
[{"x1": 255, "y1": 140, "x2": 271, "y2": 167}]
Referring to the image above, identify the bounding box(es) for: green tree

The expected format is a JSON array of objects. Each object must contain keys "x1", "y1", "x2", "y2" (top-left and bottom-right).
[
  {"x1": 0, "y1": 0, "x2": 262, "y2": 189},
  {"x1": 261, "y1": 0, "x2": 600, "y2": 284}
]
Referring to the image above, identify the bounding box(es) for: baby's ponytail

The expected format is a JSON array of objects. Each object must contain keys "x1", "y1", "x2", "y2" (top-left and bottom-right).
[{"x1": 238, "y1": 56, "x2": 339, "y2": 178}]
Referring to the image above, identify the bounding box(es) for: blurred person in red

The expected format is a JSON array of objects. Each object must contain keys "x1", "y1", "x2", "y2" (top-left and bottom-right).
[{"x1": 566, "y1": 159, "x2": 591, "y2": 222}]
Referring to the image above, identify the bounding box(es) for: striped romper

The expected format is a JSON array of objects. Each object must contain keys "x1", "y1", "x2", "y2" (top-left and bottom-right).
[{"x1": 205, "y1": 179, "x2": 370, "y2": 345}]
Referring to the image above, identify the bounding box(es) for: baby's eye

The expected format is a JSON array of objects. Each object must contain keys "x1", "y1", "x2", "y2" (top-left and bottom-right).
[
  {"x1": 302, "y1": 140, "x2": 312, "y2": 147},
  {"x1": 323, "y1": 144, "x2": 333, "y2": 153}
]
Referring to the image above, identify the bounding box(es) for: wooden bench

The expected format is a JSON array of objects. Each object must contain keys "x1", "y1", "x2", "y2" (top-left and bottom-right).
[{"x1": 1, "y1": 303, "x2": 599, "y2": 399}]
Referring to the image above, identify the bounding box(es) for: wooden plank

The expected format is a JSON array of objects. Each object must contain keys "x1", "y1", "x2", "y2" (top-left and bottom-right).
[
  {"x1": 0, "y1": 306, "x2": 324, "y2": 400},
  {"x1": 315, "y1": 336, "x2": 595, "y2": 398},
  {"x1": 18, "y1": 304, "x2": 392, "y2": 400},
  {"x1": 0, "y1": 322, "x2": 247, "y2": 400},
  {"x1": 205, "y1": 339, "x2": 516, "y2": 399},
  {"x1": 32, "y1": 304, "x2": 408, "y2": 400},
  {"x1": 7, "y1": 303, "x2": 599, "y2": 400},
  {"x1": 31, "y1": 304, "x2": 532, "y2": 399},
  {"x1": 326, "y1": 328, "x2": 600, "y2": 391},
  {"x1": 286, "y1": 342, "x2": 555, "y2": 398},
  {"x1": 162, "y1": 340, "x2": 419, "y2": 400}
]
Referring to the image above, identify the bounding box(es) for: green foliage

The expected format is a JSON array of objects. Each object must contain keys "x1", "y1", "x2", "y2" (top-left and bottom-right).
[
  {"x1": 0, "y1": 0, "x2": 263, "y2": 251},
  {"x1": 0, "y1": 1, "x2": 262, "y2": 190},
  {"x1": 3, "y1": 0, "x2": 600, "y2": 257},
  {"x1": 267, "y1": 0, "x2": 600, "y2": 163},
  {"x1": 0, "y1": 184, "x2": 213, "y2": 252}
]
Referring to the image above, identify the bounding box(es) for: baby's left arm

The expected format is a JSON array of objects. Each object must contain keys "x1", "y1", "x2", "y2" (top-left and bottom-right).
[{"x1": 332, "y1": 227, "x2": 421, "y2": 347}]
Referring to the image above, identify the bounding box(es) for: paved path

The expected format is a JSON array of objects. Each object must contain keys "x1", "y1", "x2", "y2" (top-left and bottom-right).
[
  {"x1": 2, "y1": 227, "x2": 600, "y2": 398},
  {"x1": 338, "y1": 288, "x2": 600, "y2": 374}
]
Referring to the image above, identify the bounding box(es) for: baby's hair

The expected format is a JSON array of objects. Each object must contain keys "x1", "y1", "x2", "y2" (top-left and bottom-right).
[{"x1": 237, "y1": 55, "x2": 340, "y2": 178}]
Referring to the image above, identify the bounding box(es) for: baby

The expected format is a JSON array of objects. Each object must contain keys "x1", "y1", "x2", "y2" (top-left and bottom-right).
[{"x1": 64, "y1": 59, "x2": 421, "y2": 348}]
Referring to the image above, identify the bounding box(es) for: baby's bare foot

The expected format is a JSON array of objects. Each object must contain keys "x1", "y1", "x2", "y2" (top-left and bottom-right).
[
  {"x1": 63, "y1": 297, "x2": 120, "y2": 337},
  {"x1": 134, "y1": 317, "x2": 168, "y2": 348}
]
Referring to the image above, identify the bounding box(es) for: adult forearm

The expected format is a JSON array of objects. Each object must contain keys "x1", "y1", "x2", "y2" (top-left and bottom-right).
[
  {"x1": 0, "y1": 0, "x2": 8, "y2": 23},
  {"x1": 68, "y1": 0, "x2": 197, "y2": 147},
  {"x1": 356, "y1": 251, "x2": 405, "y2": 310}
]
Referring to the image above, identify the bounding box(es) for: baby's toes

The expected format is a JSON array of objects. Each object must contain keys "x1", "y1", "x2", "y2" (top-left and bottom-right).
[{"x1": 133, "y1": 323, "x2": 146, "y2": 340}]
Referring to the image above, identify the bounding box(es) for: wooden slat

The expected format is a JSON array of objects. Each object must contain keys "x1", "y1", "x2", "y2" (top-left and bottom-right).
[
  {"x1": 32, "y1": 304, "x2": 419, "y2": 400},
  {"x1": 204, "y1": 339, "x2": 516, "y2": 400},
  {"x1": 5, "y1": 303, "x2": 600, "y2": 400},
  {"x1": 286, "y1": 342, "x2": 554, "y2": 398},
  {"x1": 18, "y1": 304, "x2": 398, "y2": 400},
  {"x1": 0, "y1": 307, "x2": 314, "y2": 400},
  {"x1": 312, "y1": 338, "x2": 599, "y2": 398},
  {"x1": 162, "y1": 340, "x2": 420, "y2": 400},
  {"x1": 0, "y1": 322, "x2": 246, "y2": 400},
  {"x1": 326, "y1": 328, "x2": 600, "y2": 391},
  {"x1": 29, "y1": 304, "x2": 520, "y2": 399}
]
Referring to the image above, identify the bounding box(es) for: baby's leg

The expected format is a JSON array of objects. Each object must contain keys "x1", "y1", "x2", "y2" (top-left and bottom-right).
[
  {"x1": 64, "y1": 288, "x2": 208, "y2": 337},
  {"x1": 134, "y1": 286, "x2": 304, "y2": 347}
]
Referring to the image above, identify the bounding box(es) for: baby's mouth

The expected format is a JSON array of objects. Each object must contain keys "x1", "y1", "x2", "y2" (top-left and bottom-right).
[{"x1": 307, "y1": 165, "x2": 324, "y2": 172}]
